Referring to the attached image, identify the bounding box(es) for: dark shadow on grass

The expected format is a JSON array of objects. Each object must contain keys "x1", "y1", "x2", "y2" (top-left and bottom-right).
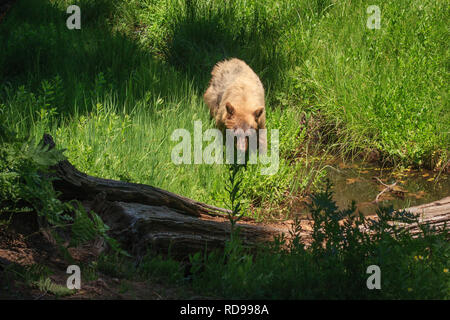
[
  {"x1": 0, "y1": 0, "x2": 181, "y2": 117},
  {"x1": 163, "y1": 0, "x2": 292, "y2": 95},
  {"x1": 0, "y1": 0, "x2": 308, "y2": 118}
]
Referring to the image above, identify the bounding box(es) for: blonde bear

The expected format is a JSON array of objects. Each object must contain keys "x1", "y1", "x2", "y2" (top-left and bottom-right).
[{"x1": 203, "y1": 58, "x2": 266, "y2": 153}]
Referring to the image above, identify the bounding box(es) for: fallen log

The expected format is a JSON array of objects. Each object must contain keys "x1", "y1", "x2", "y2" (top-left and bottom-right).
[
  {"x1": 41, "y1": 134, "x2": 448, "y2": 257},
  {"x1": 42, "y1": 134, "x2": 231, "y2": 218},
  {"x1": 85, "y1": 193, "x2": 293, "y2": 258},
  {"x1": 360, "y1": 196, "x2": 450, "y2": 237},
  {"x1": 404, "y1": 196, "x2": 450, "y2": 217},
  {"x1": 395, "y1": 196, "x2": 450, "y2": 236},
  {"x1": 42, "y1": 134, "x2": 292, "y2": 257}
]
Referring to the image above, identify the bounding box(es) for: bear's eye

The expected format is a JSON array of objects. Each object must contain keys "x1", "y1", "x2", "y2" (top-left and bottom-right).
[
  {"x1": 226, "y1": 102, "x2": 235, "y2": 117},
  {"x1": 254, "y1": 108, "x2": 264, "y2": 119}
]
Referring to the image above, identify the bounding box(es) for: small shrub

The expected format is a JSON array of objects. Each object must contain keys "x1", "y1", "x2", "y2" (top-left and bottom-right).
[
  {"x1": 189, "y1": 182, "x2": 449, "y2": 299},
  {"x1": 0, "y1": 134, "x2": 127, "y2": 257}
]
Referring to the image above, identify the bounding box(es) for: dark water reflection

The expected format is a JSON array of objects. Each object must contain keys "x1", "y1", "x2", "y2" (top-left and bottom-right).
[{"x1": 325, "y1": 162, "x2": 450, "y2": 215}]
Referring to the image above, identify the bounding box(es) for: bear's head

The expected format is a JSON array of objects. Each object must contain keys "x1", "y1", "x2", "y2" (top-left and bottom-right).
[{"x1": 223, "y1": 102, "x2": 265, "y2": 153}]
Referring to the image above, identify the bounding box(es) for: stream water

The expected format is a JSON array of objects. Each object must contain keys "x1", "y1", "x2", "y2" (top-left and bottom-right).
[{"x1": 324, "y1": 161, "x2": 450, "y2": 215}]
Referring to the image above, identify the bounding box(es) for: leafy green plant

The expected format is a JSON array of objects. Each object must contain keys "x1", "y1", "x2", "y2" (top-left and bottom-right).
[
  {"x1": 2, "y1": 263, "x2": 74, "y2": 298},
  {"x1": 34, "y1": 277, "x2": 75, "y2": 298},
  {"x1": 189, "y1": 182, "x2": 449, "y2": 299},
  {"x1": 224, "y1": 164, "x2": 246, "y2": 235},
  {"x1": 0, "y1": 136, "x2": 128, "y2": 257}
]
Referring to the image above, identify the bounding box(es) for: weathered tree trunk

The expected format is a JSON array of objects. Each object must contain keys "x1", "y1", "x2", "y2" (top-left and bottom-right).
[
  {"x1": 42, "y1": 134, "x2": 448, "y2": 258},
  {"x1": 395, "y1": 196, "x2": 450, "y2": 236},
  {"x1": 42, "y1": 134, "x2": 292, "y2": 257},
  {"x1": 357, "y1": 197, "x2": 450, "y2": 237},
  {"x1": 85, "y1": 194, "x2": 292, "y2": 258},
  {"x1": 49, "y1": 154, "x2": 230, "y2": 218}
]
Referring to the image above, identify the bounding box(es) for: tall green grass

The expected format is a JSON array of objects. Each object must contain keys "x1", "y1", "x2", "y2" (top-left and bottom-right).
[
  {"x1": 0, "y1": 0, "x2": 447, "y2": 216},
  {"x1": 304, "y1": 0, "x2": 449, "y2": 166},
  {"x1": 113, "y1": 0, "x2": 448, "y2": 166}
]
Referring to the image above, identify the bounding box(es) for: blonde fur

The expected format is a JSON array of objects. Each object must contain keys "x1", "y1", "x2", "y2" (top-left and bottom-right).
[{"x1": 203, "y1": 58, "x2": 266, "y2": 132}]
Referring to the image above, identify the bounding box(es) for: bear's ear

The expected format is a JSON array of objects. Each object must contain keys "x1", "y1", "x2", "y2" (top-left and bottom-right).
[
  {"x1": 226, "y1": 102, "x2": 235, "y2": 116},
  {"x1": 254, "y1": 107, "x2": 264, "y2": 119}
]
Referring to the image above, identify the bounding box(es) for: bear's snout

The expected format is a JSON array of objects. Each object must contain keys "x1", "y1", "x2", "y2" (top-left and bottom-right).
[{"x1": 232, "y1": 128, "x2": 258, "y2": 153}]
